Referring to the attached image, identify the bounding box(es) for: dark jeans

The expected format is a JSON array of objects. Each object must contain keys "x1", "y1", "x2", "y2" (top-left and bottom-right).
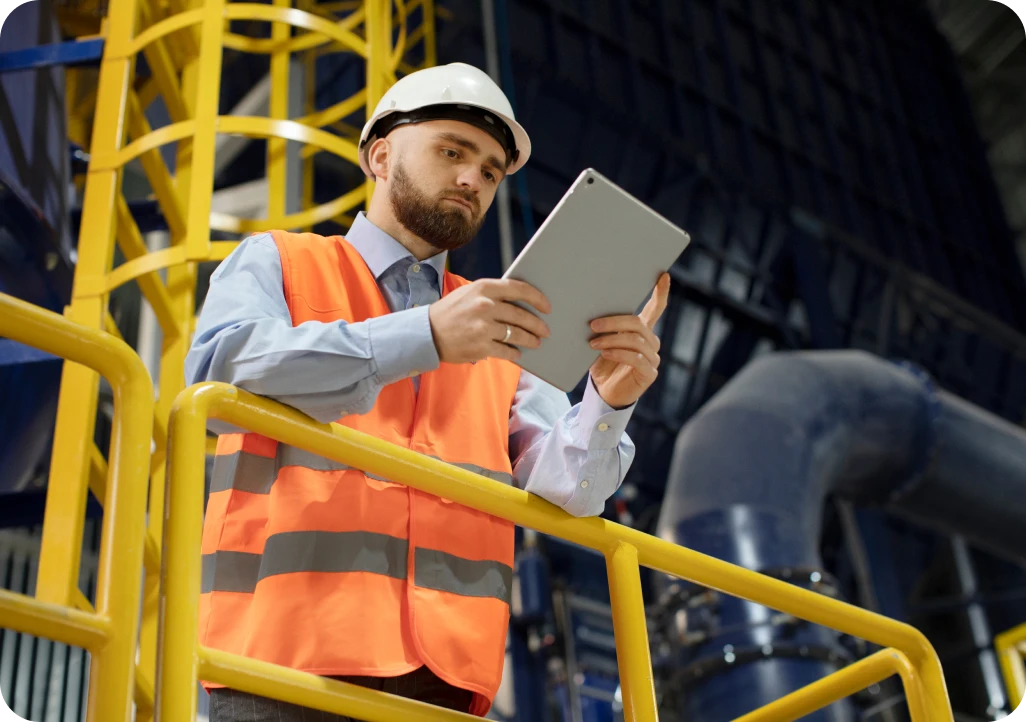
[{"x1": 207, "y1": 665, "x2": 473, "y2": 721}]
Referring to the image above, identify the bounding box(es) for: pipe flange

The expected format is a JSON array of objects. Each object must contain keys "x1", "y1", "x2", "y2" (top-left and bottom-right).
[{"x1": 671, "y1": 642, "x2": 854, "y2": 689}]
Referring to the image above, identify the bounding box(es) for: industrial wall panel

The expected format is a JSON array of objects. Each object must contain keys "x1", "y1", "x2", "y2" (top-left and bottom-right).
[
  {"x1": 437, "y1": 0, "x2": 1026, "y2": 503},
  {"x1": 441, "y1": 0, "x2": 1026, "y2": 331}
]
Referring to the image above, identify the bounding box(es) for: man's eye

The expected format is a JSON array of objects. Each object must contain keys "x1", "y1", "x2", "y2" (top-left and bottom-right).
[
  {"x1": 443, "y1": 149, "x2": 459, "y2": 159},
  {"x1": 484, "y1": 171, "x2": 496, "y2": 183}
]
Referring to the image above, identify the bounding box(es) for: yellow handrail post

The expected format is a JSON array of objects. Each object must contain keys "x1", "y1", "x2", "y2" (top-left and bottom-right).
[
  {"x1": 155, "y1": 385, "x2": 211, "y2": 721},
  {"x1": 997, "y1": 623, "x2": 1026, "y2": 711},
  {"x1": 607, "y1": 542, "x2": 658, "y2": 722},
  {"x1": 0, "y1": 293, "x2": 154, "y2": 722}
]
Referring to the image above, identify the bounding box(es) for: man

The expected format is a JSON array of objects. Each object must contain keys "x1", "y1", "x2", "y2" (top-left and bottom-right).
[{"x1": 185, "y1": 62, "x2": 669, "y2": 721}]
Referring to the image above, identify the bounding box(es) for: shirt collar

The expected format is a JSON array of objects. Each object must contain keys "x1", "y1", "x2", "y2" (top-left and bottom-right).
[{"x1": 345, "y1": 212, "x2": 448, "y2": 280}]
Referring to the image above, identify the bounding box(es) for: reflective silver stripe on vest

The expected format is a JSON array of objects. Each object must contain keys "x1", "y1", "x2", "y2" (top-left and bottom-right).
[
  {"x1": 414, "y1": 548, "x2": 513, "y2": 604},
  {"x1": 201, "y1": 530, "x2": 407, "y2": 594},
  {"x1": 209, "y1": 451, "x2": 277, "y2": 495},
  {"x1": 211, "y1": 443, "x2": 513, "y2": 494},
  {"x1": 201, "y1": 535, "x2": 511, "y2": 604},
  {"x1": 276, "y1": 445, "x2": 393, "y2": 482}
]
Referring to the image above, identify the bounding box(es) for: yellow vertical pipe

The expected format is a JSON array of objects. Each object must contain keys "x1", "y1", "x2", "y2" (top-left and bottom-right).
[
  {"x1": 364, "y1": 0, "x2": 389, "y2": 208},
  {"x1": 139, "y1": 0, "x2": 206, "y2": 710},
  {"x1": 36, "y1": 0, "x2": 137, "y2": 608},
  {"x1": 184, "y1": 0, "x2": 226, "y2": 260},
  {"x1": 303, "y1": 47, "x2": 316, "y2": 232},
  {"x1": 268, "y1": 0, "x2": 290, "y2": 224},
  {"x1": 86, "y1": 325, "x2": 155, "y2": 722},
  {"x1": 153, "y1": 5, "x2": 206, "y2": 718},
  {"x1": 155, "y1": 388, "x2": 212, "y2": 722},
  {"x1": 606, "y1": 542, "x2": 658, "y2": 722},
  {"x1": 422, "y1": 0, "x2": 436, "y2": 67}
]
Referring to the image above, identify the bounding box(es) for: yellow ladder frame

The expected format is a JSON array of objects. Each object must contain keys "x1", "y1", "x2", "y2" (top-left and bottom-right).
[{"x1": 36, "y1": 1, "x2": 434, "y2": 718}]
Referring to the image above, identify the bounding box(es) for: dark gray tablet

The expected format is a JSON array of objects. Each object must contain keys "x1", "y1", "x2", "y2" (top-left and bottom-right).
[{"x1": 501, "y1": 168, "x2": 691, "y2": 392}]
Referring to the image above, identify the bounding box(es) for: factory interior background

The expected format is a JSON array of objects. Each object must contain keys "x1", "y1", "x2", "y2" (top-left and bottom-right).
[{"x1": 0, "y1": 0, "x2": 1025, "y2": 720}]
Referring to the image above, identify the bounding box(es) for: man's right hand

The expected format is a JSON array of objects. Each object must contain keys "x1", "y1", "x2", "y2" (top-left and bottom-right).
[{"x1": 428, "y1": 279, "x2": 552, "y2": 364}]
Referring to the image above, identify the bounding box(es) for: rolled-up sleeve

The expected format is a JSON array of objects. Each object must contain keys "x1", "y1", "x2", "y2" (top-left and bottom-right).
[{"x1": 185, "y1": 233, "x2": 439, "y2": 423}]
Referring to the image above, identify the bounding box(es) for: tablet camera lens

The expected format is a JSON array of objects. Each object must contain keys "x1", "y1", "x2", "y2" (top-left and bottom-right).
[{"x1": 587, "y1": 178, "x2": 595, "y2": 185}]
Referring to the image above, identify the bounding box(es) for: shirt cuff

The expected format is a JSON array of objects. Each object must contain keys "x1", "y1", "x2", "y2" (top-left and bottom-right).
[
  {"x1": 576, "y1": 375, "x2": 635, "y2": 451},
  {"x1": 365, "y1": 306, "x2": 440, "y2": 385}
]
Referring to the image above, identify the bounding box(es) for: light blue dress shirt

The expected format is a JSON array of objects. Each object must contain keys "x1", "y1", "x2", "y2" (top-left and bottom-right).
[{"x1": 185, "y1": 212, "x2": 636, "y2": 517}]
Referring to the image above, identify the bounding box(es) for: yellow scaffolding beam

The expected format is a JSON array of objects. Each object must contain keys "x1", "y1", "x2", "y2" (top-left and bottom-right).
[{"x1": 42, "y1": 2, "x2": 438, "y2": 719}]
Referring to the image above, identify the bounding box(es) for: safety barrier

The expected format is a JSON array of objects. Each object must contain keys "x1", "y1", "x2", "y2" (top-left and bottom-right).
[
  {"x1": 997, "y1": 622, "x2": 1026, "y2": 712},
  {"x1": 160, "y1": 382, "x2": 954, "y2": 722},
  {"x1": 0, "y1": 293, "x2": 154, "y2": 721}
]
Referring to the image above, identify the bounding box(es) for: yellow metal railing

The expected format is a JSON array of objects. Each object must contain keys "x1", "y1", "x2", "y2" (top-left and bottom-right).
[
  {"x1": 159, "y1": 382, "x2": 955, "y2": 722},
  {"x1": 0, "y1": 293, "x2": 154, "y2": 721},
  {"x1": 997, "y1": 622, "x2": 1026, "y2": 712}
]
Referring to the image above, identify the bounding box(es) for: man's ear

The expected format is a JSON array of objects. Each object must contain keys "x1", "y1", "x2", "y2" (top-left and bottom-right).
[{"x1": 367, "y1": 137, "x2": 392, "y2": 181}]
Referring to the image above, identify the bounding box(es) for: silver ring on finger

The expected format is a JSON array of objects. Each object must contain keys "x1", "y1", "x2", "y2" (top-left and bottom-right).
[{"x1": 503, "y1": 325, "x2": 512, "y2": 344}]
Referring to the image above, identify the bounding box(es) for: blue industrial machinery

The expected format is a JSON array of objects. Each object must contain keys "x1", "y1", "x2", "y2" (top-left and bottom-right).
[
  {"x1": 656, "y1": 350, "x2": 1026, "y2": 720},
  {"x1": 435, "y1": 0, "x2": 1026, "y2": 720},
  {"x1": 0, "y1": 0, "x2": 75, "y2": 521}
]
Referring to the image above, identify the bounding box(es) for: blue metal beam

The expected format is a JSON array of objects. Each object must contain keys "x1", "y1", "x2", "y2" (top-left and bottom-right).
[
  {"x1": 0, "y1": 340, "x2": 61, "y2": 366},
  {"x1": 0, "y1": 38, "x2": 105, "y2": 73}
]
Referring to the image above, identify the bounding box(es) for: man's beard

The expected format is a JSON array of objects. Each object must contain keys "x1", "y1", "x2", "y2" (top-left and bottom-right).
[{"x1": 389, "y1": 162, "x2": 484, "y2": 252}]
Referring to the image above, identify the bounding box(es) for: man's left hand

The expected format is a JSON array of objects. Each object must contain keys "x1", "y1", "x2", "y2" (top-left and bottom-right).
[{"x1": 588, "y1": 273, "x2": 671, "y2": 409}]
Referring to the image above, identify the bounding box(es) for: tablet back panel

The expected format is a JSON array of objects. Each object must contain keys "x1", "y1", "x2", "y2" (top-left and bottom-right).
[{"x1": 502, "y1": 169, "x2": 691, "y2": 392}]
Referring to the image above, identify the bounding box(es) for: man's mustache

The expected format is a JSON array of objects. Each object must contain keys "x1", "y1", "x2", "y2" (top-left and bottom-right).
[{"x1": 440, "y1": 190, "x2": 479, "y2": 213}]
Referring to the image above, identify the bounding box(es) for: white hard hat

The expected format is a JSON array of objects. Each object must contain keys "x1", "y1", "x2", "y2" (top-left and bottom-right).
[{"x1": 358, "y1": 62, "x2": 532, "y2": 178}]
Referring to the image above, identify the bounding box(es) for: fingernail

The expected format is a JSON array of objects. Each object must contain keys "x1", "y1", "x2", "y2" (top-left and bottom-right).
[{"x1": 591, "y1": 321, "x2": 602, "y2": 331}]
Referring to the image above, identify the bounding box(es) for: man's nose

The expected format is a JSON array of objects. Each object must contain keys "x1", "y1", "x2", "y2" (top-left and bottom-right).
[{"x1": 456, "y1": 169, "x2": 482, "y2": 193}]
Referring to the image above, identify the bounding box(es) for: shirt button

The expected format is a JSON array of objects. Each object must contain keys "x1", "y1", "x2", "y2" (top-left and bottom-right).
[
  {"x1": 598, "y1": 423, "x2": 609, "y2": 432},
  {"x1": 411, "y1": 264, "x2": 421, "y2": 273},
  {"x1": 580, "y1": 480, "x2": 590, "y2": 489}
]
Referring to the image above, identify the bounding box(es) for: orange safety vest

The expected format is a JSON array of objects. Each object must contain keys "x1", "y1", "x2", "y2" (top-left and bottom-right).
[{"x1": 199, "y1": 230, "x2": 522, "y2": 715}]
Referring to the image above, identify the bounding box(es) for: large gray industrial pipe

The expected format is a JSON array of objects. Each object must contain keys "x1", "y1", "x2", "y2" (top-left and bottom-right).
[{"x1": 656, "y1": 350, "x2": 1026, "y2": 721}]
